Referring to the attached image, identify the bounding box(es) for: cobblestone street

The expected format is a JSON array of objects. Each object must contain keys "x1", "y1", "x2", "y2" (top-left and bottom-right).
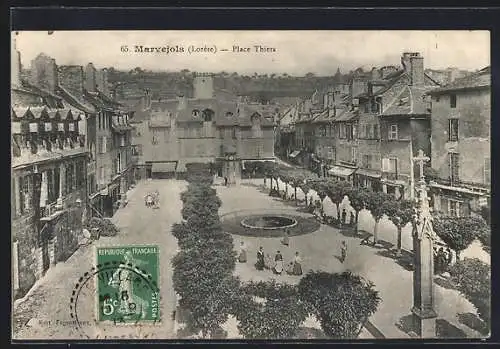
[{"x1": 13, "y1": 179, "x2": 185, "y2": 340}]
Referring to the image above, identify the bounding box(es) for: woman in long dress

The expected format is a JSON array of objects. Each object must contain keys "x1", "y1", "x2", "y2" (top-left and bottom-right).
[
  {"x1": 292, "y1": 251, "x2": 303, "y2": 276},
  {"x1": 255, "y1": 247, "x2": 265, "y2": 270},
  {"x1": 238, "y1": 241, "x2": 247, "y2": 263},
  {"x1": 274, "y1": 251, "x2": 284, "y2": 275}
]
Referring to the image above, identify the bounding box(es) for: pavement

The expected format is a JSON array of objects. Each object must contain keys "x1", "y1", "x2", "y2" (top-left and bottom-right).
[
  {"x1": 12, "y1": 177, "x2": 488, "y2": 340},
  {"x1": 12, "y1": 180, "x2": 185, "y2": 340}
]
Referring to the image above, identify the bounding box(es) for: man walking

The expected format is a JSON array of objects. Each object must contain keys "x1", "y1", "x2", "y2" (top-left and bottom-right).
[{"x1": 340, "y1": 241, "x2": 347, "y2": 263}]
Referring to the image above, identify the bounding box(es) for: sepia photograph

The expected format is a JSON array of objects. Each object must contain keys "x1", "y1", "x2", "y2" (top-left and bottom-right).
[{"x1": 11, "y1": 30, "x2": 491, "y2": 340}]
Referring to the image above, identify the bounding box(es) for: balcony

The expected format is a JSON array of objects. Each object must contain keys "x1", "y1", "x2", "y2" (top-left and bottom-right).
[{"x1": 429, "y1": 177, "x2": 490, "y2": 195}]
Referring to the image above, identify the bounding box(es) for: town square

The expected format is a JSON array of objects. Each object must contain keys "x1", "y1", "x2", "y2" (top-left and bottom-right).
[{"x1": 11, "y1": 30, "x2": 490, "y2": 340}]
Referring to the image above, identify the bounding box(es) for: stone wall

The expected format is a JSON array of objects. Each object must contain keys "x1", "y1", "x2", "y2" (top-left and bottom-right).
[{"x1": 12, "y1": 213, "x2": 38, "y2": 299}]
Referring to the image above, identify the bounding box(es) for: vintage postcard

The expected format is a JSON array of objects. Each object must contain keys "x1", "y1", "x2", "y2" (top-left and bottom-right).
[{"x1": 11, "y1": 30, "x2": 490, "y2": 340}]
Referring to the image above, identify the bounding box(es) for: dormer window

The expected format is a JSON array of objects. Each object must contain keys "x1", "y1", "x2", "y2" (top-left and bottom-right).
[
  {"x1": 192, "y1": 109, "x2": 200, "y2": 118},
  {"x1": 226, "y1": 112, "x2": 234, "y2": 118}
]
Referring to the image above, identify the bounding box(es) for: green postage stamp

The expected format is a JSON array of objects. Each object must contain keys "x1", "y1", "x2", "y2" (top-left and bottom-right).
[{"x1": 96, "y1": 245, "x2": 160, "y2": 324}]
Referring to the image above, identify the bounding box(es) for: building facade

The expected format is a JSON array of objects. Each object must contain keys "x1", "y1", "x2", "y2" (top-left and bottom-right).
[
  {"x1": 428, "y1": 67, "x2": 491, "y2": 216},
  {"x1": 129, "y1": 74, "x2": 276, "y2": 183},
  {"x1": 354, "y1": 52, "x2": 438, "y2": 198},
  {"x1": 12, "y1": 49, "x2": 88, "y2": 298}
]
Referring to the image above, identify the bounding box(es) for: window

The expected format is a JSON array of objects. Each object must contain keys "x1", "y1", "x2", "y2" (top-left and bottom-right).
[
  {"x1": 388, "y1": 124, "x2": 398, "y2": 140},
  {"x1": 98, "y1": 113, "x2": 102, "y2": 130},
  {"x1": 66, "y1": 163, "x2": 75, "y2": 193},
  {"x1": 18, "y1": 175, "x2": 32, "y2": 215},
  {"x1": 374, "y1": 124, "x2": 380, "y2": 139},
  {"x1": 320, "y1": 126, "x2": 327, "y2": 137},
  {"x1": 352, "y1": 124, "x2": 358, "y2": 139},
  {"x1": 362, "y1": 154, "x2": 372, "y2": 169},
  {"x1": 450, "y1": 94, "x2": 457, "y2": 108},
  {"x1": 132, "y1": 144, "x2": 143, "y2": 156},
  {"x1": 192, "y1": 109, "x2": 200, "y2": 118},
  {"x1": 346, "y1": 124, "x2": 353, "y2": 140},
  {"x1": 339, "y1": 124, "x2": 346, "y2": 139},
  {"x1": 203, "y1": 109, "x2": 214, "y2": 122},
  {"x1": 351, "y1": 147, "x2": 357, "y2": 163},
  {"x1": 484, "y1": 157, "x2": 491, "y2": 183},
  {"x1": 448, "y1": 199, "x2": 461, "y2": 217},
  {"x1": 382, "y1": 158, "x2": 398, "y2": 173},
  {"x1": 232, "y1": 127, "x2": 237, "y2": 139},
  {"x1": 436, "y1": 96, "x2": 440, "y2": 102},
  {"x1": 449, "y1": 152, "x2": 460, "y2": 184},
  {"x1": 164, "y1": 129, "x2": 170, "y2": 142},
  {"x1": 448, "y1": 119, "x2": 459, "y2": 142}
]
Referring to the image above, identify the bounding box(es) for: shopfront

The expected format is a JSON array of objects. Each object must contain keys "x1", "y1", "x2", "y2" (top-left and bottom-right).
[{"x1": 328, "y1": 165, "x2": 357, "y2": 183}]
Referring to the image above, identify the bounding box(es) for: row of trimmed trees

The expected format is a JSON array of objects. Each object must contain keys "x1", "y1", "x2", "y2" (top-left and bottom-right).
[
  {"x1": 258, "y1": 161, "x2": 492, "y2": 331},
  {"x1": 171, "y1": 164, "x2": 381, "y2": 339},
  {"x1": 258, "y1": 161, "x2": 490, "y2": 260}
]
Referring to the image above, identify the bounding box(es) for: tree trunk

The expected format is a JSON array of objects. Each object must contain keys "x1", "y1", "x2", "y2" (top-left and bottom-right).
[
  {"x1": 456, "y1": 249, "x2": 460, "y2": 260},
  {"x1": 336, "y1": 203, "x2": 341, "y2": 221},
  {"x1": 396, "y1": 225, "x2": 402, "y2": 255},
  {"x1": 354, "y1": 210, "x2": 359, "y2": 235},
  {"x1": 373, "y1": 219, "x2": 379, "y2": 246},
  {"x1": 294, "y1": 187, "x2": 297, "y2": 206},
  {"x1": 285, "y1": 183, "x2": 288, "y2": 198}
]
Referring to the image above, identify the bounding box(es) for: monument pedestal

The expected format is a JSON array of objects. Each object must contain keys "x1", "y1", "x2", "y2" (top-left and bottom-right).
[{"x1": 411, "y1": 306, "x2": 437, "y2": 338}]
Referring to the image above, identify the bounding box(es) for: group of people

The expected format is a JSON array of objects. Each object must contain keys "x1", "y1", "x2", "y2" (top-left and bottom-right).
[
  {"x1": 237, "y1": 240, "x2": 303, "y2": 276},
  {"x1": 144, "y1": 190, "x2": 160, "y2": 209},
  {"x1": 434, "y1": 246, "x2": 455, "y2": 275}
]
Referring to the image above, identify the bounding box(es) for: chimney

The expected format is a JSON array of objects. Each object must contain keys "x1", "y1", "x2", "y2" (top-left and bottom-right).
[
  {"x1": 401, "y1": 52, "x2": 424, "y2": 86},
  {"x1": 409, "y1": 53, "x2": 424, "y2": 86},
  {"x1": 58, "y1": 65, "x2": 85, "y2": 96},
  {"x1": 85, "y1": 63, "x2": 96, "y2": 92},
  {"x1": 96, "y1": 68, "x2": 110, "y2": 96},
  {"x1": 30, "y1": 53, "x2": 58, "y2": 93},
  {"x1": 11, "y1": 35, "x2": 21, "y2": 87}
]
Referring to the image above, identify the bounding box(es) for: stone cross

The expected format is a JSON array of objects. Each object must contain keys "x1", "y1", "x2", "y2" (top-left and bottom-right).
[{"x1": 413, "y1": 149, "x2": 430, "y2": 182}]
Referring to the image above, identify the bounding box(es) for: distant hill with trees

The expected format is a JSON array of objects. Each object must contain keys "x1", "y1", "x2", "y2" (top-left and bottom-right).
[{"x1": 106, "y1": 68, "x2": 343, "y2": 103}]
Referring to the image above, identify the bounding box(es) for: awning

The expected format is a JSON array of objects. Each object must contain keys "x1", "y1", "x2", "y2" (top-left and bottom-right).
[
  {"x1": 328, "y1": 166, "x2": 356, "y2": 178},
  {"x1": 241, "y1": 159, "x2": 275, "y2": 170},
  {"x1": 152, "y1": 162, "x2": 177, "y2": 173},
  {"x1": 177, "y1": 158, "x2": 214, "y2": 172},
  {"x1": 289, "y1": 150, "x2": 301, "y2": 158},
  {"x1": 356, "y1": 168, "x2": 382, "y2": 179}
]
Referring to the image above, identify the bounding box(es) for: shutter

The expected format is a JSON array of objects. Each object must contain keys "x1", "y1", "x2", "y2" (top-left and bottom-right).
[{"x1": 382, "y1": 158, "x2": 389, "y2": 171}]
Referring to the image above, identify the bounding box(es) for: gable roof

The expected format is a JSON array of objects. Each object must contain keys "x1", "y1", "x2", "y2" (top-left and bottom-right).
[{"x1": 381, "y1": 85, "x2": 431, "y2": 117}]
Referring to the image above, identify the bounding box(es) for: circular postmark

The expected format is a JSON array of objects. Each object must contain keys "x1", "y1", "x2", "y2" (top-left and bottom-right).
[{"x1": 70, "y1": 261, "x2": 160, "y2": 339}]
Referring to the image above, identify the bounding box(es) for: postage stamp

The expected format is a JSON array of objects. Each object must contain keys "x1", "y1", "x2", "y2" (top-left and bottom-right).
[{"x1": 95, "y1": 245, "x2": 160, "y2": 324}]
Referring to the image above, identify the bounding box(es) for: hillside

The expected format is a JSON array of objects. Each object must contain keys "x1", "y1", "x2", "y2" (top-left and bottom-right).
[{"x1": 107, "y1": 68, "x2": 342, "y2": 102}]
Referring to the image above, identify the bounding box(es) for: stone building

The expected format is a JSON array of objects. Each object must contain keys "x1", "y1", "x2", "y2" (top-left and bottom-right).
[
  {"x1": 353, "y1": 52, "x2": 439, "y2": 198},
  {"x1": 129, "y1": 74, "x2": 276, "y2": 183},
  {"x1": 12, "y1": 49, "x2": 88, "y2": 298},
  {"x1": 427, "y1": 67, "x2": 490, "y2": 216}
]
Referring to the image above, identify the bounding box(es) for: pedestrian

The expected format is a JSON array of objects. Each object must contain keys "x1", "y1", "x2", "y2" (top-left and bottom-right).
[
  {"x1": 292, "y1": 251, "x2": 303, "y2": 276},
  {"x1": 255, "y1": 247, "x2": 265, "y2": 270},
  {"x1": 224, "y1": 177, "x2": 228, "y2": 186},
  {"x1": 350, "y1": 211, "x2": 355, "y2": 227},
  {"x1": 281, "y1": 229, "x2": 290, "y2": 246},
  {"x1": 436, "y1": 247, "x2": 447, "y2": 274},
  {"x1": 340, "y1": 241, "x2": 347, "y2": 263},
  {"x1": 342, "y1": 208, "x2": 347, "y2": 225},
  {"x1": 273, "y1": 250, "x2": 284, "y2": 275},
  {"x1": 238, "y1": 241, "x2": 247, "y2": 263}
]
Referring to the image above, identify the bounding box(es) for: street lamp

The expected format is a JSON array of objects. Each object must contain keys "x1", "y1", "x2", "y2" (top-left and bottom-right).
[{"x1": 411, "y1": 149, "x2": 437, "y2": 338}]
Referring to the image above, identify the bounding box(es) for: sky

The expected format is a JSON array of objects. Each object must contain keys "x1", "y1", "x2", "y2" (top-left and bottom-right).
[{"x1": 14, "y1": 30, "x2": 490, "y2": 75}]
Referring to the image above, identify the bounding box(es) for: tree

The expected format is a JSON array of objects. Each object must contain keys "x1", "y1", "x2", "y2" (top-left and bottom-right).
[
  {"x1": 448, "y1": 258, "x2": 491, "y2": 330},
  {"x1": 289, "y1": 174, "x2": 306, "y2": 205},
  {"x1": 326, "y1": 180, "x2": 352, "y2": 222},
  {"x1": 171, "y1": 170, "x2": 238, "y2": 338},
  {"x1": 432, "y1": 216, "x2": 488, "y2": 259},
  {"x1": 383, "y1": 199, "x2": 416, "y2": 255},
  {"x1": 298, "y1": 271, "x2": 381, "y2": 339},
  {"x1": 235, "y1": 281, "x2": 309, "y2": 339},
  {"x1": 346, "y1": 188, "x2": 370, "y2": 235},
  {"x1": 364, "y1": 191, "x2": 392, "y2": 246}
]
